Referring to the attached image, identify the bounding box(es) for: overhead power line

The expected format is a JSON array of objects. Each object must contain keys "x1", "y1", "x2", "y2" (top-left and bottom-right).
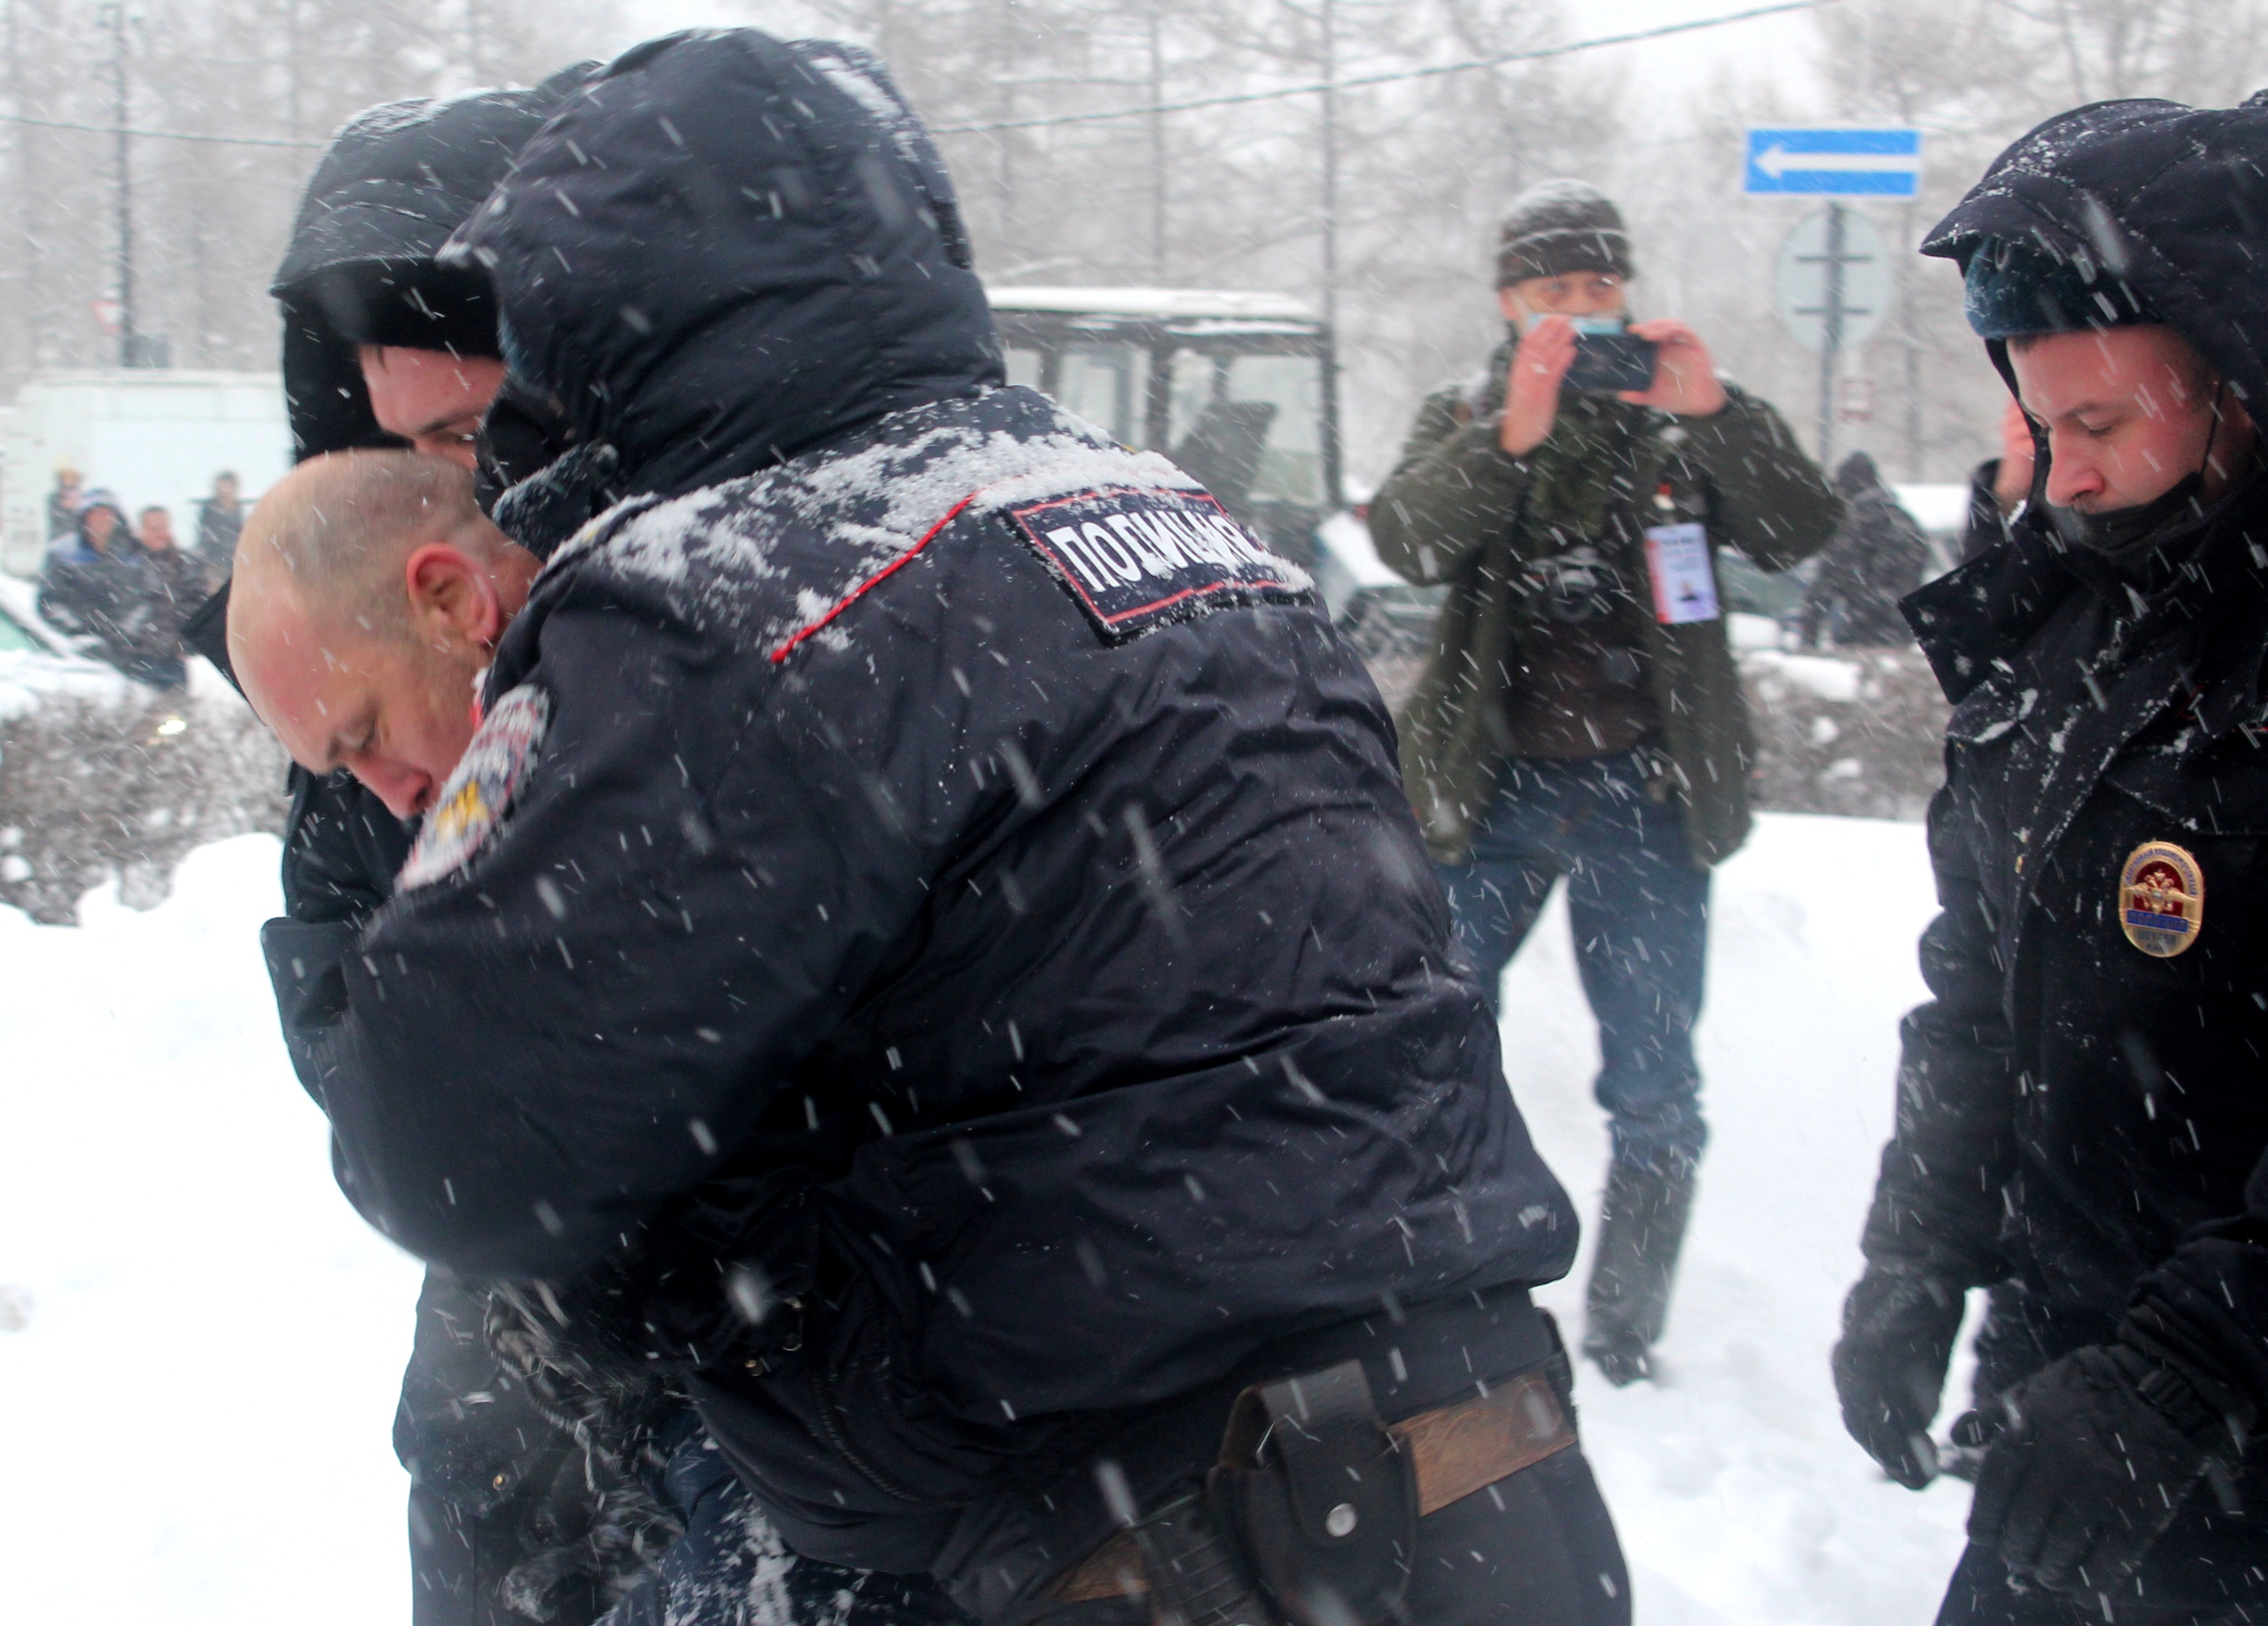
[
  {"x1": 929, "y1": 0, "x2": 1837, "y2": 136},
  {"x1": 0, "y1": 0, "x2": 1834, "y2": 153},
  {"x1": 0, "y1": 109, "x2": 326, "y2": 148}
]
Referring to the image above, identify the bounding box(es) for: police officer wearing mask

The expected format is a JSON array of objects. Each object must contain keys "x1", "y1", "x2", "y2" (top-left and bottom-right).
[
  {"x1": 234, "y1": 31, "x2": 1632, "y2": 1626},
  {"x1": 1835, "y1": 96, "x2": 2268, "y2": 1626}
]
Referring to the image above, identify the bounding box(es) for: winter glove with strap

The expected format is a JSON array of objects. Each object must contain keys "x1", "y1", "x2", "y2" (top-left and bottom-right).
[
  {"x1": 1833, "y1": 1263, "x2": 1967, "y2": 1489},
  {"x1": 1960, "y1": 1342, "x2": 2241, "y2": 1593}
]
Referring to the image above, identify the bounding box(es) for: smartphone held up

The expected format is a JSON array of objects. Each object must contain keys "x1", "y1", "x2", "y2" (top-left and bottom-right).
[{"x1": 1564, "y1": 317, "x2": 1658, "y2": 394}]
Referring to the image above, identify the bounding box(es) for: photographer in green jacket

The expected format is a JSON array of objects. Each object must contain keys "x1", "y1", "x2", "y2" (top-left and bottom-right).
[{"x1": 1371, "y1": 181, "x2": 1837, "y2": 1385}]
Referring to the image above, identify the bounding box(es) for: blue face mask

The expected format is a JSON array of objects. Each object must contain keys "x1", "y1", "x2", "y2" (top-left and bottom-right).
[{"x1": 1513, "y1": 308, "x2": 1627, "y2": 337}]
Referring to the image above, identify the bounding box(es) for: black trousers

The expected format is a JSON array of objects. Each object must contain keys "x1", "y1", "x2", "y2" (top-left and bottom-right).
[
  {"x1": 1398, "y1": 1446, "x2": 1631, "y2": 1626},
  {"x1": 595, "y1": 1413, "x2": 968, "y2": 1626}
]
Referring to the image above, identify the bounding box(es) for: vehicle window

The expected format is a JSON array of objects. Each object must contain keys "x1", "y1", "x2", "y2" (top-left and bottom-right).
[
  {"x1": 0, "y1": 607, "x2": 43, "y2": 653},
  {"x1": 1004, "y1": 345, "x2": 1044, "y2": 392},
  {"x1": 1166, "y1": 348, "x2": 1326, "y2": 510},
  {"x1": 1054, "y1": 344, "x2": 1146, "y2": 445}
]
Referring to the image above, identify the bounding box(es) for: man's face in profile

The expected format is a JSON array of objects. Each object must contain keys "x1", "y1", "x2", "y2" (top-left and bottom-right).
[
  {"x1": 2011, "y1": 324, "x2": 2249, "y2": 513},
  {"x1": 235, "y1": 585, "x2": 485, "y2": 821}
]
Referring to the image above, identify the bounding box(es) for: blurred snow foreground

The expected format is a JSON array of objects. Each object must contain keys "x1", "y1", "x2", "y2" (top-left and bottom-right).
[{"x1": 0, "y1": 820, "x2": 1973, "y2": 1624}]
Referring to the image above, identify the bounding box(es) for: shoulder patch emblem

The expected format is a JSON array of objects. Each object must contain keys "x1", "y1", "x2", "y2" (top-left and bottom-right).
[
  {"x1": 399, "y1": 684, "x2": 552, "y2": 891},
  {"x1": 2119, "y1": 840, "x2": 2204, "y2": 958},
  {"x1": 1005, "y1": 486, "x2": 1313, "y2": 642}
]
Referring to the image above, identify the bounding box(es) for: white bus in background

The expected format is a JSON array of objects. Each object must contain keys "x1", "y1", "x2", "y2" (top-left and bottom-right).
[{"x1": 0, "y1": 370, "x2": 291, "y2": 579}]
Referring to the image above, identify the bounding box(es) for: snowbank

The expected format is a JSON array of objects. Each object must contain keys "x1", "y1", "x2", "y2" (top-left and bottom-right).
[
  {"x1": 0, "y1": 836, "x2": 421, "y2": 1625},
  {"x1": 0, "y1": 819, "x2": 1976, "y2": 1623}
]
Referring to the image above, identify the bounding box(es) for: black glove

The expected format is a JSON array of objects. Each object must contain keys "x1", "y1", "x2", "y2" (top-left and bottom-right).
[
  {"x1": 1963, "y1": 1343, "x2": 2232, "y2": 1592},
  {"x1": 1833, "y1": 1264, "x2": 1966, "y2": 1488}
]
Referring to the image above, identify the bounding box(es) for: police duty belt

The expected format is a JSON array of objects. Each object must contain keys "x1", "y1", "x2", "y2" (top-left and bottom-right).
[{"x1": 1052, "y1": 1359, "x2": 1575, "y2": 1625}]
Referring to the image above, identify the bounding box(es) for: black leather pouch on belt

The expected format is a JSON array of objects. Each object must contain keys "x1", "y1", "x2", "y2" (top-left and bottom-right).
[{"x1": 1204, "y1": 1360, "x2": 1416, "y2": 1626}]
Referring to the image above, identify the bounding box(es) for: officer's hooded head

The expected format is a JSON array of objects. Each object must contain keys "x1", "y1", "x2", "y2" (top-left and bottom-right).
[
  {"x1": 272, "y1": 65, "x2": 597, "y2": 465},
  {"x1": 442, "y1": 30, "x2": 1004, "y2": 556},
  {"x1": 1925, "y1": 95, "x2": 2268, "y2": 546}
]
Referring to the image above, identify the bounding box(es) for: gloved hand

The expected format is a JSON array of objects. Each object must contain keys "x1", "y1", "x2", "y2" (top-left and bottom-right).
[
  {"x1": 1962, "y1": 1343, "x2": 2230, "y2": 1592},
  {"x1": 1832, "y1": 1264, "x2": 1967, "y2": 1488}
]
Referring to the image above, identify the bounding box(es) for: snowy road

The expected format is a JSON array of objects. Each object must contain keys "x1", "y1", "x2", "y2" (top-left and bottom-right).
[{"x1": 0, "y1": 818, "x2": 1975, "y2": 1623}]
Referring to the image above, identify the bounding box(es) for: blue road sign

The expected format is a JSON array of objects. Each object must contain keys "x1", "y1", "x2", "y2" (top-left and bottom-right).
[{"x1": 1744, "y1": 128, "x2": 1921, "y2": 197}]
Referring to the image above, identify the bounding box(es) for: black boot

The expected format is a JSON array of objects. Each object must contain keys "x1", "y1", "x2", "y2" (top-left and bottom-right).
[{"x1": 1581, "y1": 1156, "x2": 1697, "y2": 1387}]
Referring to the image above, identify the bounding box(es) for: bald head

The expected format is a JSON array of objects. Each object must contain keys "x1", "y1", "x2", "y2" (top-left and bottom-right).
[
  {"x1": 235, "y1": 450, "x2": 512, "y2": 637},
  {"x1": 229, "y1": 451, "x2": 542, "y2": 820}
]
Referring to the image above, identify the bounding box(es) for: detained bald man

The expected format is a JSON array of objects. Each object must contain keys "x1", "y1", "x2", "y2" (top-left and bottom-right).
[{"x1": 229, "y1": 450, "x2": 539, "y2": 820}]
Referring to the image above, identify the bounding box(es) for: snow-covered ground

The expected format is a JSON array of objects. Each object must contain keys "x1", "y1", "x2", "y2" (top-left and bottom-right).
[
  {"x1": 1511, "y1": 813, "x2": 1977, "y2": 1624},
  {"x1": 0, "y1": 817, "x2": 1977, "y2": 1623}
]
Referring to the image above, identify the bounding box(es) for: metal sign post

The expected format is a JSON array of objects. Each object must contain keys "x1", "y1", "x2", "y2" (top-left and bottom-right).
[
  {"x1": 1750, "y1": 127, "x2": 1916, "y2": 469},
  {"x1": 1774, "y1": 205, "x2": 1890, "y2": 468},
  {"x1": 1813, "y1": 203, "x2": 1847, "y2": 466}
]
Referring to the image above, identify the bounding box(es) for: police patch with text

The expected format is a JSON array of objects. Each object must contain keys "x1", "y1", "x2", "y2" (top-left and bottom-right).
[{"x1": 1006, "y1": 486, "x2": 1315, "y2": 642}]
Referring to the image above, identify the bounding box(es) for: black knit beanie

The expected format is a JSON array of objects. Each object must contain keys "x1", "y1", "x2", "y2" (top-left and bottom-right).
[
  {"x1": 1495, "y1": 180, "x2": 1633, "y2": 287},
  {"x1": 1961, "y1": 237, "x2": 2154, "y2": 339}
]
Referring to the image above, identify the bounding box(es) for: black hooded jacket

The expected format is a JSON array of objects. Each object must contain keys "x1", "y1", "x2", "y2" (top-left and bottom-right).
[
  {"x1": 274, "y1": 66, "x2": 595, "y2": 460},
  {"x1": 1800, "y1": 455, "x2": 1928, "y2": 648},
  {"x1": 1864, "y1": 97, "x2": 2268, "y2": 1490},
  {"x1": 262, "y1": 29, "x2": 1578, "y2": 1592}
]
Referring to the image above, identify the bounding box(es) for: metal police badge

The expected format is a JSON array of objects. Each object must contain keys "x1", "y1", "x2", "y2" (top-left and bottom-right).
[
  {"x1": 399, "y1": 683, "x2": 551, "y2": 891},
  {"x1": 2118, "y1": 840, "x2": 2205, "y2": 958}
]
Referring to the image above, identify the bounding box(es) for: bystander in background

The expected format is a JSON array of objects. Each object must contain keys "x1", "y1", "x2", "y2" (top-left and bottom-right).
[
  {"x1": 1799, "y1": 452, "x2": 1931, "y2": 648},
  {"x1": 195, "y1": 471, "x2": 243, "y2": 570},
  {"x1": 35, "y1": 492, "x2": 185, "y2": 689},
  {"x1": 45, "y1": 465, "x2": 81, "y2": 539}
]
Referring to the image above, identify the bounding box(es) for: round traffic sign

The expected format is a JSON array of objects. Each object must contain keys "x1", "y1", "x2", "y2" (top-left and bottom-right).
[{"x1": 1774, "y1": 207, "x2": 1891, "y2": 354}]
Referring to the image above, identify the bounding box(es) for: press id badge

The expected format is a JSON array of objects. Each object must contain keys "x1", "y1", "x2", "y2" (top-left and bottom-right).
[{"x1": 1643, "y1": 523, "x2": 1720, "y2": 625}]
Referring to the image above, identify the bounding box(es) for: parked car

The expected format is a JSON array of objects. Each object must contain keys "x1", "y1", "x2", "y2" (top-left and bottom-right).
[{"x1": 0, "y1": 572, "x2": 141, "y2": 712}]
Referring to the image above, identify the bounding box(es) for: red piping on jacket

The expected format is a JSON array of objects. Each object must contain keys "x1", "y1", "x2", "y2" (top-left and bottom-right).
[{"x1": 767, "y1": 492, "x2": 983, "y2": 664}]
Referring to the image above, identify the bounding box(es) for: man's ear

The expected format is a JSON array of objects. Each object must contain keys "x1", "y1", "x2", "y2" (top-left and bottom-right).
[{"x1": 403, "y1": 543, "x2": 503, "y2": 651}]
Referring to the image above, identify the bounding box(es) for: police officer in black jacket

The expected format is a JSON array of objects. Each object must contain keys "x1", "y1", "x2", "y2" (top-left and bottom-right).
[
  {"x1": 1834, "y1": 97, "x2": 2268, "y2": 1626},
  {"x1": 231, "y1": 30, "x2": 1630, "y2": 1626}
]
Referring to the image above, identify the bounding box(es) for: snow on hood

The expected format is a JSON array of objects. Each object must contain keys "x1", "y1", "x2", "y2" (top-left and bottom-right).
[
  {"x1": 272, "y1": 63, "x2": 598, "y2": 462},
  {"x1": 1923, "y1": 95, "x2": 2268, "y2": 407},
  {"x1": 445, "y1": 29, "x2": 1004, "y2": 503}
]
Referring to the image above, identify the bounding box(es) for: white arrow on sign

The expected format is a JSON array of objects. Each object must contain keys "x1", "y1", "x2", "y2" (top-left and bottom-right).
[{"x1": 1754, "y1": 144, "x2": 1918, "y2": 179}]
